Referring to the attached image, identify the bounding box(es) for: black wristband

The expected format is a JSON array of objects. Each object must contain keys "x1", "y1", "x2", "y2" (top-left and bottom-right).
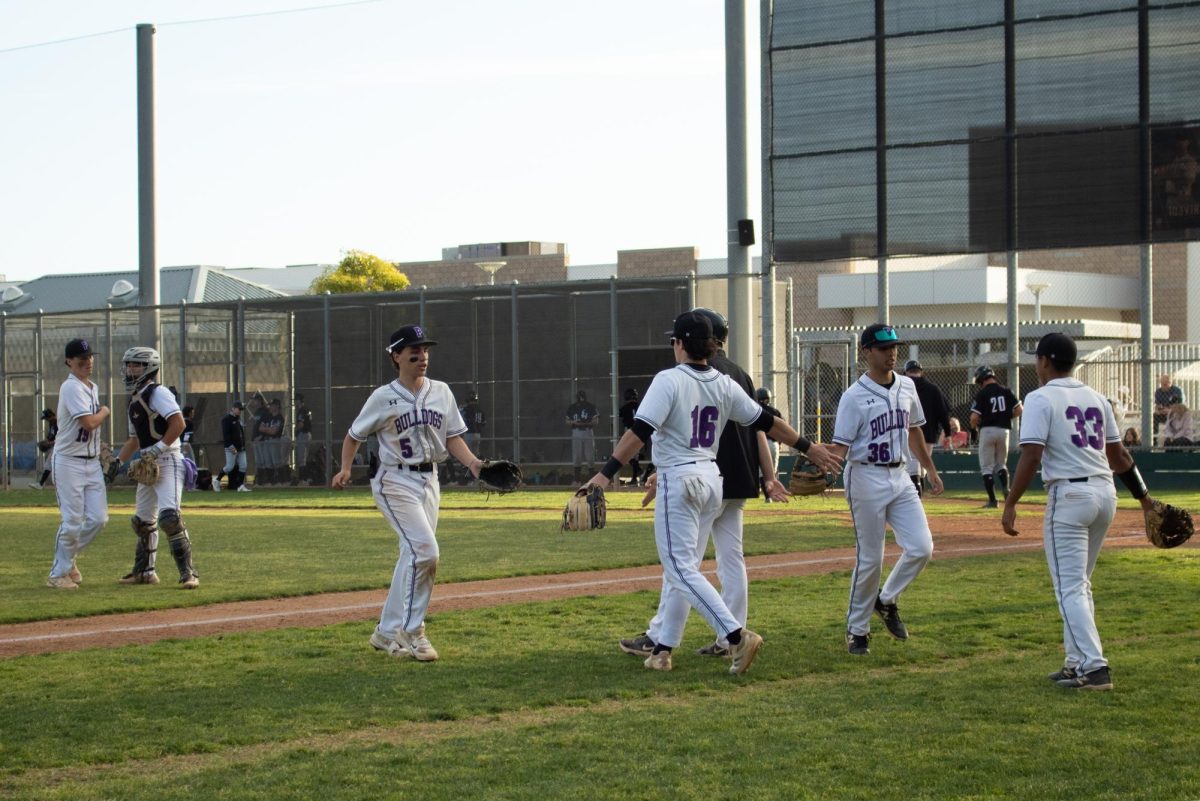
[
  {"x1": 600, "y1": 456, "x2": 623, "y2": 480},
  {"x1": 1116, "y1": 465, "x2": 1148, "y2": 500},
  {"x1": 793, "y1": 435, "x2": 812, "y2": 453}
]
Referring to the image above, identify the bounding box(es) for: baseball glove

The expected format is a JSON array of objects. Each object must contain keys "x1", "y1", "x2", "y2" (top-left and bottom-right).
[
  {"x1": 37, "y1": 439, "x2": 53, "y2": 453},
  {"x1": 478, "y1": 459, "x2": 522, "y2": 494},
  {"x1": 562, "y1": 484, "x2": 606, "y2": 531},
  {"x1": 1145, "y1": 500, "x2": 1194, "y2": 549},
  {"x1": 788, "y1": 463, "x2": 834, "y2": 497},
  {"x1": 127, "y1": 452, "x2": 160, "y2": 486}
]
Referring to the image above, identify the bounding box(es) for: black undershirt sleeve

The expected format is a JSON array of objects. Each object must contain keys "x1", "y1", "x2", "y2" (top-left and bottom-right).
[{"x1": 631, "y1": 419, "x2": 655, "y2": 443}]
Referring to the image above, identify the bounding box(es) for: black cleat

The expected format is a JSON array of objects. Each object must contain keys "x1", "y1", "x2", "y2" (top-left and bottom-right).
[
  {"x1": 696, "y1": 641, "x2": 729, "y2": 657},
  {"x1": 1056, "y1": 665, "x2": 1113, "y2": 691},
  {"x1": 1046, "y1": 666, "x2": 1079, "y2": 682},
  {"x1": 874, "y1": 594, "x2": 909, "y2": 640},
  {"x1": 618, "y1": 633, "x2": 655, "y2": 656},
  {"x1": 981, "y1": 500, "x2": 999, "y2": 509},
  {"x1": 846, "y1": 631, "x2": 871, "y2": 656}
]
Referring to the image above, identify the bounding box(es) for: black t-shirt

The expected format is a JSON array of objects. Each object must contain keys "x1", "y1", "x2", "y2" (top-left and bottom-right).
[
  {"x1": 566, "y1": 401, "x2": 599, "y2": 428},
  {"x1": 911, "y1": 375, "x2": 951, "y2": 444},
  {"x1": 461, "y1": 402, "x2": 486, "y2": 433},
  {"x1": 970, "y1": 383, "x2": 1020, "y2": 429},
  {"x1": 46, "y1": 420, "x2": 59, "y2": 444},
  {"x1": 181, "y1": 419, "x2": 195, "y2": 445},
  {"x1": 619, "y1": 401, "x2": 639, "y2": 430},
  {"x1": 295, "y1": 406, "x2": 313, "y2": 435},
  {"x1": 262, "y1": 413, "x2": 285, "y2": 440},
  {"x1": 709, "y1": 352, "x2": 762, "y2": 499},
  {"x1": 222, "y1": 413, "x2": 245, "y2": 449}
]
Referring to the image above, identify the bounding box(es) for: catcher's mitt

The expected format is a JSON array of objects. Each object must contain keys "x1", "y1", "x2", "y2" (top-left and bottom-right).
[
  {"x1": 562, "y1": 484, "x2": 606, "y2": 531},
  {"x1": 477, "y1": 459, "x2": 522, "y2": 494},
  {"x1": 127, "y1": 453, "x2": 160, "y2": 486},
  {"x1": 788, "y1": 463, "x2": 834, "y2": 497},
  {"x1": 1145, "y1": 500, "x2": 1194, "y2": 549}
]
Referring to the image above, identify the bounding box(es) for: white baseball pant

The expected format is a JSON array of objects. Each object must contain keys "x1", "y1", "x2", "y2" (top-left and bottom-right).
[
  {"x1": 134, "y1": 451, "x2": 187, "y2": 572},
  {"x1": 49, "y1": 453, "x2": 108, "y2": 579},
  {"x1": 373, "y1": 465, "x2": 441, "y2": 638},
  {"x1": 646, "y1": 463, "x2": 740, "y2": 648},
  {"x1": 843, "y1": 462, "x2": 934, "y2": 636},
  {"x1": 978, "y1": 427, "x2": 1010, "y2": 475},
  {"x1": 1043, "y1": 478, "x2": 1116, "y2": 674},
  {"x1": 648, "y1": 498, "x2": 747, "y2": 647}
]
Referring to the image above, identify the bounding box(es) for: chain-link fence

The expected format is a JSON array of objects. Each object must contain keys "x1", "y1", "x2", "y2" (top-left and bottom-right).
[{"x1": 1, "y1": 275, "x2": 790, "y2": 488}]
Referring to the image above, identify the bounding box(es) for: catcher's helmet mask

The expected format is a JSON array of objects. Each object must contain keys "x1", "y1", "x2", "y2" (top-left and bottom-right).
[{"x1": 122, "y1": 346, "x2": 161, "y2": 391}]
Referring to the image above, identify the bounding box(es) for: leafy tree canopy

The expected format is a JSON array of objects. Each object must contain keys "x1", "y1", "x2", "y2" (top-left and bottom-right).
[{"x1": 309, "y1": 250, "x2": 410, "y2": 294}]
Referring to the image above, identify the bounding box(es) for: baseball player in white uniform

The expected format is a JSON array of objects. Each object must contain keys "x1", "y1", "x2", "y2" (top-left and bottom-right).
[
  {"x1": 589, "y1": 312, "x2": 843, "y2": 675},
  {"x1": 1002, "y1": 333, "x2": 1157, "y2": 691},
  {"x1": 828, "y1": 324, "x2": 943, "y2": 656},
  {"x1": 113, "y1": 347, "x2": 200, "y2": 588},
  {"x1": 332, "y1": 325, "x2": 486, "y2": 662},
  {"x1": 46, "y1": 338, "x2": 112, "y2": 589}
]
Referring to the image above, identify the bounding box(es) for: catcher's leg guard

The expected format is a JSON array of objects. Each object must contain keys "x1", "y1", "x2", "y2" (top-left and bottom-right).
[
  {"x1": 159, "y1": 509, "x2": 198, "y2": 583},
  {"x1": 127, "y1": 515, "x2": 158, "y2": 575}
]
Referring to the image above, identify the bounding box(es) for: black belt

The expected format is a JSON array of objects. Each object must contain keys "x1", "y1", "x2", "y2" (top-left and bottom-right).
[
  {"x1": 73, "y1": 455, "x2": 96, "y2": 460},
  {"x1": 403, "y1": 462, "x2": 435, "y2": 473},
  {"x1": 665, "y1": 459, "x2": 717, "y2": 468},
  {"x1": 1068, "y1": 476, "x2": 1090, "y2": 483},
  {"x1": 858, "y1": 461, "x2": 902, "y2": 468}
]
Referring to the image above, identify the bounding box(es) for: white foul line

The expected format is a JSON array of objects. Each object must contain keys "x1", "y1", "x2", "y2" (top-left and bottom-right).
[{"x1": 0, "y1": 533, "x2": 1145, "y2": 647}]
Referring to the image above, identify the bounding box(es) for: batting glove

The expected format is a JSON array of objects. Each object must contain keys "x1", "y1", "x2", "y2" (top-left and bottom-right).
[{"x1": 140, "y1": 442, "x2": 166, "y2": 460}]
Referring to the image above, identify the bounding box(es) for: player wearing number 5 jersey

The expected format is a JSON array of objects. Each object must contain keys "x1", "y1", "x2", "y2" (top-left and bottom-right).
[
  {"x1": 46, "y1": 339, "x2": 111, "y2": 589},
  {"x1": 588, "y1": 312, "x2": 842, "y2": 675},
  {"x1": 332, "y1": 325, "x2": 487, "y2": 662},
  {"x1": 828, "y1": 324, "x2": 943, "y2": 656},
  {"x1": 1002, "y1": 333, "x2": 1155, "y2": 691}
]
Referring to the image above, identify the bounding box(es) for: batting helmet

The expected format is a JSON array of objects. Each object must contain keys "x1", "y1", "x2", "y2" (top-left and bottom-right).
[
  {"x1": 755, "y1": 387, "x2": 771, "y2": 403},
  {"x1": 974, "y1": 365, "x2": 996, "y2": 385},
  {"x1": 904, "y1": 359, "x2": 922, "y2": 374},
  {"x1": 121, "y1": 346, "x2": 161, "y2": 391},
  {"x1": 690, "y1": 307, "x2": 729, "y2": 343}
]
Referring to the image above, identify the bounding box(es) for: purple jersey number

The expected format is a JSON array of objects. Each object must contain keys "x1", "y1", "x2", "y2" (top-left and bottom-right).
[
  {"x1": 867, "y1": 442, "x2": 892, "y2": 463},
  {"x1": 689, "y1": 405, "x2": 719, "y2": 448},
  {"x1": 1066, "y1": 406, "x2": 1104, "y2": 450}
]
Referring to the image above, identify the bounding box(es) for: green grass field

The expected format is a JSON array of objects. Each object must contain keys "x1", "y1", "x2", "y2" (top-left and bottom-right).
[{"x1": 0, "y1": 487, "x2": 1196, "y2": 800}]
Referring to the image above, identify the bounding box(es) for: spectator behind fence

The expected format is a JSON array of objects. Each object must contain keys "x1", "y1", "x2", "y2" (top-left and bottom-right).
[
  {"x1": 1159, "y1": 404, "x2": 1194, "y2": 448},
  {"x1": 1153, "y1": 374, "x2": 1184, "y2": 434},
  {"x1": 294, "y1": 393, "x2": 313, "y2": 471},
  {"x1": 1122, "y1": 427, "x2": 1141, "y2": 448},
  {"x1": 940, "y1": 416, "x2": 970, "y2": 451}
]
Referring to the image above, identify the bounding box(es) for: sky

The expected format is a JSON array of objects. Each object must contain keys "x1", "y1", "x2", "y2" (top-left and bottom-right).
[{"x1": 0, "y1": 0, "x2": 762, "y2": 282}]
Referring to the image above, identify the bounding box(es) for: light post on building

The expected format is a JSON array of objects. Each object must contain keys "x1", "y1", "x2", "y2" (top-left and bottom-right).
[
  {"x1": 477, "y1": 261, "x2": 507, "y2": 286},
  {"x1": 1026, "y1": 281, "x2": 1050, "y2": 321}
]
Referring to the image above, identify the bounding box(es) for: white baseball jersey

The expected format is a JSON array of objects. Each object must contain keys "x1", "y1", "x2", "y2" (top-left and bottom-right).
[
  {"x1": 349, "y1": 378, "x2": 467, "y2": 465},
  {"x1": 832, "y1": 374, "x2": 926, "y2": 464},
  {"x1": 635, "y1": 364, "x2": 763, "y2": 468},
  {"x1": 55, "y1": 374, "x2": 102, "y2": 458},
  {"x1": 1019, "y1": 377, "x2": 1120, "y2": 482}
]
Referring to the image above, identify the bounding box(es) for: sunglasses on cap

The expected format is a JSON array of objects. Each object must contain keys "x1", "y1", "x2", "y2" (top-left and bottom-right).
[{"x1": 872, "y1": 326, "x2": 898, "y2": 344}]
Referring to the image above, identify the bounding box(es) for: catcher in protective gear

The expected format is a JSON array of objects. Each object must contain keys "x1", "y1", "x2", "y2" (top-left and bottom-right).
[
  {"x1": 788, "y1": 462, "x2": 834, "y2": 497},
  {"x1": 1145, "y1": 500, "x2": 1194, "y2": 549},
  {"x1": 562, "y1": 484, "x2": 606, "y2": 531},
  {"x1": 477, "y1": 459, "x2": 522, "y2": 494}
]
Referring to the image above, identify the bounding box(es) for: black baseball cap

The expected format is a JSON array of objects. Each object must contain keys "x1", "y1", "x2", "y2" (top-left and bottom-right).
[
  {"x1": 232, "y1": 401, "x2": 245, "y2": 410},
  {"x1": 669, "y1": 311, "x2": 713, "y2": 342},
  {"x1": 65, "y1": 338, "x2": 94, "y2": 358},
  {"x1": 860, "y1": 324, "x2": 902, "y2": 349},
  {"x1": 903, "y1": 359, "x2": 922, "y2": 373},
  {"x1": 41, "y1": 408, "x2": 54, "y2": 419},
  {"x1": 1031, "y1": 332, "x2": 1078, "y2": 367},
  {"x1": 386, "y1": 324, "x2": 437, "y2": 352},
  {"x1": 269, "y1": 398, "x2": 281, "y2": 406}
]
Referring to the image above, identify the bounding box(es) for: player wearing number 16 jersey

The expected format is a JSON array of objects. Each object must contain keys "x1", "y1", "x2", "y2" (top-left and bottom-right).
[
  {"x1": 828, "y1": 324, "x2": 943, "y2": 656},
  {"x1": 332, "y1": 325, "x2": 486, "y2": 663}
]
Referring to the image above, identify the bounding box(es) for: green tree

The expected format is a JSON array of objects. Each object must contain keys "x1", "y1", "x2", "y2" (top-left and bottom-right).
[{"x1": 309, "y1": 250, "x2": 410, "y2": 294}]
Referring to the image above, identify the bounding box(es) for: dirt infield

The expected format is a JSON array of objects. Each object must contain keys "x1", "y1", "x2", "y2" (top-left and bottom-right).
[{"x1": 0, "y1": 506, "x2": 1166, "y2": 659}]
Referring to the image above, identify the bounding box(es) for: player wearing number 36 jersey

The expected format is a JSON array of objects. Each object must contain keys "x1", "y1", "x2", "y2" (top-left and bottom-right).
[
  {"x1": 829, "y1": 324, "x2": 943, "y2": 656},
  {"x1": 332, "y1": 325, "x2": 486, "y2": 663}
]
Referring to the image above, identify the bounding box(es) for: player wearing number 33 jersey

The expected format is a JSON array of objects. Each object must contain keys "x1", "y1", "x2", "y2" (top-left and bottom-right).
[
  {"x1": 830, "y1": 324, "x2": 942, "y2": 655},
  {"x1": 333, "y1": 325, "x2": 485, "y2": 663}
]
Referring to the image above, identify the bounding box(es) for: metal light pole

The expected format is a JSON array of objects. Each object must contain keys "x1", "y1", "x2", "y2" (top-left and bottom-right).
[
  {"x1": 477, "y1": 261, "x2": 507, "y2": 286},
  {"x1": 1026, "y1": 281, "x2": 1050, "y2": 321}
]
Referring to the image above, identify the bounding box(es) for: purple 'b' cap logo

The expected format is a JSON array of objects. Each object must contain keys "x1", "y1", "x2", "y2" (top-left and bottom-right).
[
  {"x1": 80, "y1": 340, "x2": 89, "y2": 350},
  {"x1": 414, "y1": 326, "x2": 423, "y2": 338}
]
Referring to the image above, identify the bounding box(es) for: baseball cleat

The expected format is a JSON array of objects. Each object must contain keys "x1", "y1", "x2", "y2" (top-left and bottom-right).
[
  {"x1": 395, "y1": 627, "x2": 439, "y2": 661},
  {"x1": 28, "y1": 482, "x2": 43, "y2": 490},
  {"x1": 236, "y1": 485, "x2": 252, "y2": 492},
  {"x1": 981, "y1": 500, "x2": 999, "y2": 509},
  {"x1": 696, "y1": 641, "x2": 729, "y2": 657},
  {"x1": 1055, "y1": 666, "x2": 1112, "y2": 691},
  {"x1": 46, "y1": 575, "x2": 79, "y2": 590},
  {"x1": 68, "y1": 563, "x2": 83, "y2": 585},
  {"x1": 727, "y1": 629, "x2": 763, "y2": 675},
  {"x1": 874, "y1": 594, "x2": 909, "y2": 640},
  {"x1": 1046, "y1": 666, "x2": 1079, "y2": 682},
  {"x1": 619, "y1": 633, "x2": 656, "y2": 656},
  {"x1": 179, "y1": 574, "x2": 200, "y2": 589},
  {"x1": 118, "y1": 571, "x2": 160, "y2": 585},
  {"x1": 846, "y1": 631, "x2": 871, "y2": 656},
  {"x1": 643, "y1": 651, "x2": 673, "y2": 671},
  {"x1": 369, "y1": 630, "x2": 406, "y2": 656}
]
